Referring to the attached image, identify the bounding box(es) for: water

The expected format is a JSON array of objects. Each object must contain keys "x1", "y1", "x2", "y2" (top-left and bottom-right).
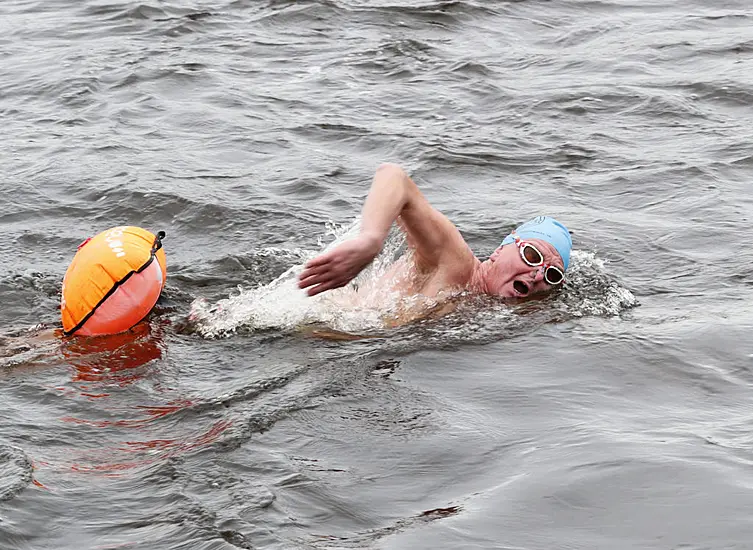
[{"x1": 1, "y1": 0, "x2": 752, "y2": 548}]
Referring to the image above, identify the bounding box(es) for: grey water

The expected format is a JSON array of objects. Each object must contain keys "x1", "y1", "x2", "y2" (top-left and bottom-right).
[{"x1": 1, "y1": 0, "x2": 753, "y2": 548}]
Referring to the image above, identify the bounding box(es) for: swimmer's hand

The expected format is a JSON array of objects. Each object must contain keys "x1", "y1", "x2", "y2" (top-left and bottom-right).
[{"x1": 298, "y1": 233, "x2": 382, "y2": 296}]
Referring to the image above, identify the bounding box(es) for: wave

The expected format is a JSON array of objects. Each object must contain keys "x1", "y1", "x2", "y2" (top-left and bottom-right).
[{"x1": 0, "y1": 444, "x2": 33, "y2": 502}]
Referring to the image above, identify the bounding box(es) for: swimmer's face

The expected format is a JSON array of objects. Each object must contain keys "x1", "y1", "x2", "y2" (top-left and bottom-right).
[{"x1": 485, "y1": 239, "x2": 564, "y2": 298}]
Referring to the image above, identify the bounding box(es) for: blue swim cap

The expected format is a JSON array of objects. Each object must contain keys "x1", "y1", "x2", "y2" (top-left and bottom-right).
[{"x1": 501, "y1": 216, "x2": 573, "y2": 270}]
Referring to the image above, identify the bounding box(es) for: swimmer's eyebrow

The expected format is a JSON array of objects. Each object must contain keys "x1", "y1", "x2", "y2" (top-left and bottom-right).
[{"x1": 541, "y1": 243, "x2": 562, "y2": 268}]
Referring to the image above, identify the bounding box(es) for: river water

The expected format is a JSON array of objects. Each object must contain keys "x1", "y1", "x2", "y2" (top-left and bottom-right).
[{"x1": 2, "y1": 0, "x2": 753, "y2": 549}]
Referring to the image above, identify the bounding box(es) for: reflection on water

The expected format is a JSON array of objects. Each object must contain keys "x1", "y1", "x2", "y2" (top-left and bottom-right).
[{"x1": 63, "y1": 322, "x2": 163, "y2": 389}]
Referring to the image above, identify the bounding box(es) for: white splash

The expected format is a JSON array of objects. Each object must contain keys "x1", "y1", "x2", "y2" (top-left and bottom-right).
[
  {"x1": 559, "y1": 250, "x2": 638, "y2": 317},
  {"x1": 189, "y1": 221, "x2": 430, "y2": 338}
]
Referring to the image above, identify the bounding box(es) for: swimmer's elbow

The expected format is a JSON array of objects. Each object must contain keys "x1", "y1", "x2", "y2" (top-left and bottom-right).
[
  {"x1": 373, "y1": 163, "x2": 428, "y2": 217},
  {"x1": 375, "y1": 162, "x2": 408, "y2": 181},
  {"x1": 375, "y1": 163, "x2": 415, "y2": 196}
]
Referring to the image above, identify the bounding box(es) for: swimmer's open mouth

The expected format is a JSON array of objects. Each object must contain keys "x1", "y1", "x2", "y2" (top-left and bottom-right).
[{"x1": 513, "y1": 280, "x2": 529, "y2": 296}]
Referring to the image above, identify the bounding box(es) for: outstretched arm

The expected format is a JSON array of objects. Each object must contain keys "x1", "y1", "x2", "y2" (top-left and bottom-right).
[{"x1": 298, "y1": 163, "x2": 468, "y2": 296}]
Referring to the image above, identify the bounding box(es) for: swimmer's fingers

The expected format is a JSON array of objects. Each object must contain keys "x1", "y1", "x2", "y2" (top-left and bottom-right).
[
  {"x1": 304, "y1": 251, "x2": 336, "y2": 269},
  {"x1": 304, "y1": 277, "x2": 351, "y2": 297},
  {"x1": 299, "y1": 249, "x2": 352, "y2": 287},
  {"x1": 298, "y1": 260, "x2": 341, "y2": 288},
  {"x1": 298, "y1": 236, "x2": 380, "y2": 296},
  {"x1": 299, "y1": 262, "x2": 329, "y2": 284},
  {"x1": 299, "y1": 267, "x2": 353, "y2": 295},
  {"x1": 299, "y1": 262, "x2": 361, "y2": 295},
  {"x1": 298, "y1": 270, "x2": 332, "y2": 290}
]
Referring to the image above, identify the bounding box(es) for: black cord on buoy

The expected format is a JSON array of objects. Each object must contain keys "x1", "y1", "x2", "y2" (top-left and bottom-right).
[{"x1": 151, "y1": 231, "x2": 166, "y2": 254}]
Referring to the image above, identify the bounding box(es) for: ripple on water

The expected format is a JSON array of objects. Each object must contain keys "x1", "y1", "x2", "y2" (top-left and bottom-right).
[
  {"x1": 3, "y1": 0, "x2": 753, "y2": 547},
  {"x1": 0, "y1": 444, "x2": 33, "y2": 502}
]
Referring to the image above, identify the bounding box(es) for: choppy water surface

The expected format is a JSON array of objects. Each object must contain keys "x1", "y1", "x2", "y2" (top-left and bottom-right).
[{"x1": 1, "y1": 0, "x2": 753, "y2": 548}]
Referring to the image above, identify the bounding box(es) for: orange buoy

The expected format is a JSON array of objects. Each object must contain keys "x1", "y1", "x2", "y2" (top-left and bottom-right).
[{"x1": 61, "y1": 226, "x2": 167, "y2": 337}]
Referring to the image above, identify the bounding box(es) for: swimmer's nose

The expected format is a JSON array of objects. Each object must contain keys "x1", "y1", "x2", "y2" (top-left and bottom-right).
[{"x1": 532, "y1": 267, "x2": 546, "y2": 284}]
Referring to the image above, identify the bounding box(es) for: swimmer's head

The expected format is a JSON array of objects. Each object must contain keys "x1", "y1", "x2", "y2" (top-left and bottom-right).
[
  {"x1": 478, "y1": 216, "x2": 572, "y2": 299},
  {"x1": 501, "y1": 216, "x2": 572, "y2": 270}
]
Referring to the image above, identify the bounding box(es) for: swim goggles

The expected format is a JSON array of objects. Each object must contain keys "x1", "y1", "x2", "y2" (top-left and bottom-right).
[{"x1": 512, "y1": 235, "x2": 565, "y2": 286}]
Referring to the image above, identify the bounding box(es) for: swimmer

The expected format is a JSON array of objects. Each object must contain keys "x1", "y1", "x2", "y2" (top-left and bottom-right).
[{"x1": 298, "y1": 163, "x2": 572, "y2": 301}]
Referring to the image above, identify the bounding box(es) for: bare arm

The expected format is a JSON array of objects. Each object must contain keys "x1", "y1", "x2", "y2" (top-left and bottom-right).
[{"x1": 298, "y1": 163, "x2": 469, "y2": 296}]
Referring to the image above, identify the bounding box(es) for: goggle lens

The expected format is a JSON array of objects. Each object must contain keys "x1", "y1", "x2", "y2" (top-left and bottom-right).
[
  {"x1": 544, "y1": 266, "x2": 564, "y2": 285},
  {"x1": 521, "y1": 243, "x2": 544, "y2": 265}
]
